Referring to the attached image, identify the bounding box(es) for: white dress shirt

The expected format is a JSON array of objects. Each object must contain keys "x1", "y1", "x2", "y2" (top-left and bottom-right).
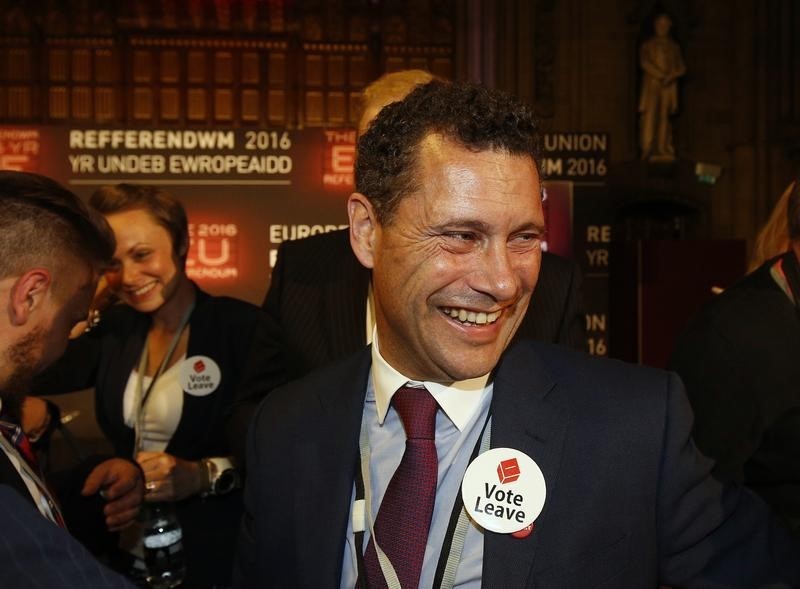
[{"x1": 340, "y1": 332, "x2": 492, "y2": 588}]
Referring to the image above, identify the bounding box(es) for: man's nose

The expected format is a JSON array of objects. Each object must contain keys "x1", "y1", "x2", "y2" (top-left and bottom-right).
[{"x1": 472, "y1": 243, "x2": 521, "y2": 302}]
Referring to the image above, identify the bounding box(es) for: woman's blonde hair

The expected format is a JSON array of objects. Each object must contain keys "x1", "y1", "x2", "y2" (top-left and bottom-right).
[{"x1": 748, "y1": 180, "x2": 797, "y2": 272}]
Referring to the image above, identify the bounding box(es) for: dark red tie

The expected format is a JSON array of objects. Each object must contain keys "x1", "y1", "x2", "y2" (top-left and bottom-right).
[
  {"x1": 0, "y1": 415, "x2": 40, "y2": 474},
  {"x1": 363, "y1": 385, "x2": 439, "y2": 589}
]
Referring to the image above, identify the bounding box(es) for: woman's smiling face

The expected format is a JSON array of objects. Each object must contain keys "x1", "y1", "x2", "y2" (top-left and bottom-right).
[{"x1": 104, "y1": 208, "x2": 184, "y2": 314}]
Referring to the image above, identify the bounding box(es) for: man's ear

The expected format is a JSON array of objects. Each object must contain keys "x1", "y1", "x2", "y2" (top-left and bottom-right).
[
  {"x1": 348, "y1": 193, "x2": 378, "y2": 269},
  {"x1": 8, "y1": 269, "x2": 52, "y2": 326}
]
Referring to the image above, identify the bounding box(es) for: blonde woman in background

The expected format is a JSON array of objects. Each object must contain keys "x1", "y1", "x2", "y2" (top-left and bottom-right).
[
  {"x1": 34, "y1": 184, "x2": 266, "y2": 588},
  {"x1": 748, "y1": 180, "x2": 796, "y2": 273}
]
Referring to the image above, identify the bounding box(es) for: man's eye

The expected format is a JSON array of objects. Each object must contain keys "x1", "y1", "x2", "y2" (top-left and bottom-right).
[
  {"x1": 445, "y1": 231, "x2": 477, "y2": 241},
  {"x1": 510, "y1": 233, "x2": 543, "y2": 249}
]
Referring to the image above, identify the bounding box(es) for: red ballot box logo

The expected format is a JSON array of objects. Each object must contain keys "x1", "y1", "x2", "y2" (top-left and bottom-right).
[
  {"x1": 497, "y1": 458, "x2": 521, "y2": 484},
  {"x1": 193, "y1": 359, "x2": 206, "y2": 373}
]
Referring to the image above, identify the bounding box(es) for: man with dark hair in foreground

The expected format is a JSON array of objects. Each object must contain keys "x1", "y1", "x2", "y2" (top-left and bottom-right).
[
  {"x1": 230, "y1": 71, "x2": 585, "y2": 466},
  {"x1": 235, "y1": 81, "x2": 799, "y2": 587},
  {"x1": 0, "y1": 171, "x2": 139, "y2": 587},
  {"x1": 235, "y1": 81, "x2": 800, "y2": 588}
]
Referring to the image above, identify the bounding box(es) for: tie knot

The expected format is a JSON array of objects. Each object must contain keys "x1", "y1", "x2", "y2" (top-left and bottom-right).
[{"x1": 392, "y1": 385, "x2": 438, "y2": 440}]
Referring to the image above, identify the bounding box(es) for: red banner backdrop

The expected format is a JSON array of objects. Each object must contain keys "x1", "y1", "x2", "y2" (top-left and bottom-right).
[{"x1": 1, "y1": 125, "x2": 573, "y2": 306}]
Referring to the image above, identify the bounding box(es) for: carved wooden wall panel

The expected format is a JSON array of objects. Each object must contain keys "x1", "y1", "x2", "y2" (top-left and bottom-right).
[
  {"x1": 1, "y1": 43, "x2": 35, "y2": 119},
  {"x1": 771, "y1": 0, "x2": 800, "y2": 156},
  {"x1": 0, "y1": 0, "x2": 456, "y2": 128},
  {"x1": 48, "y1": 87, "x2": 68, "y2": 119},
  {"x1": 7, "y1": 85, "x2": 32, "y2": 118}
]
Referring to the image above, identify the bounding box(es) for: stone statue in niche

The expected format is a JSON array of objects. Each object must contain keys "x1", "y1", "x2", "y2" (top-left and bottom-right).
[{"x1": 638, "y1": 13, "x2": 686, "y2": 161}]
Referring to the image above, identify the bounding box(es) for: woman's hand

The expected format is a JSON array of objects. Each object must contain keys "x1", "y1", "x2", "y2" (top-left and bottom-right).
[{"x1": 137, "y1": 451, "x2": 204, "y2": 502}]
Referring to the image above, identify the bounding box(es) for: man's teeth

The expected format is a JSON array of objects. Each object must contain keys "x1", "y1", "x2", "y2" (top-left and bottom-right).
[{"x1": 443, "y1": 307, "x2": 501, "y2": 325}]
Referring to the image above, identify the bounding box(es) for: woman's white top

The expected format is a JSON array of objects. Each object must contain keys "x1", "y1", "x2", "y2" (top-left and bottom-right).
[{"x1": 122, "y1": 357, "x2": 184, "y2": 453}]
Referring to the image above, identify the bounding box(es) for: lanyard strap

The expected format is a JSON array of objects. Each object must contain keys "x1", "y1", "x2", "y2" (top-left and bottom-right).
[
  {"x1": 358, "y1": 413, "x2": 402, "y2": 589},
  {"x1": 0, "y1": 431, "x2": 65, "y2": 527},
  {"x1": 434, "y1": 417, "x2": 492, "y2": 589},
  {"x1": 133, "y1": 300, "x2": 194, "y2": 455},
  {"x1": 354, "y1": 411, "x2": 492, "y2": 589}
]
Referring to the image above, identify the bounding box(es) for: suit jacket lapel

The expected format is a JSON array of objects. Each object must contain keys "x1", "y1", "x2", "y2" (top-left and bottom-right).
[
  {"x1": 296, "y1": 349, "x2": 372, "y2": 583},
  {"x1": 0, "y1": 451, "x2": 34, "y2": 505},
  {"x1": 482, "y1": 343, "x2": 570, "y2": 588}
]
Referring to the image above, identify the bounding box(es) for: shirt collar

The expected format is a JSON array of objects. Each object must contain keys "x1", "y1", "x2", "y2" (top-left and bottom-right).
[
  {"x1": 771, "y1": 253, "x2": 799, "y2": 305},
  {"x1": 370, "y1": 329, "x2": 491, "y2": 431}
]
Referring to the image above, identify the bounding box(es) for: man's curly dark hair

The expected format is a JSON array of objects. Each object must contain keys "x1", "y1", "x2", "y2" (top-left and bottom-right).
[{"x1": 355, "y1": 79, "x2": 541, "y2": 224}]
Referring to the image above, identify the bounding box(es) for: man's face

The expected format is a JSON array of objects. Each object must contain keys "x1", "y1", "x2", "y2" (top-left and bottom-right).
[
  {"x1": 367, "y1": 135, "x2": 544, "y2": 382},
  {"x1": 3, "y1": 265, "x2": 96, "y2": 397}
]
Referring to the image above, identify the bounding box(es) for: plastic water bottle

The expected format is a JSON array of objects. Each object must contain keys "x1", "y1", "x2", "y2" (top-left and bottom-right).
[{"x1": 142, "y1": 503, "x2": 186, "y2": 588}]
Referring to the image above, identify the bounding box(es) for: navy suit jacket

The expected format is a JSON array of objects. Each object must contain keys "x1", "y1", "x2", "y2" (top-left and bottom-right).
[
  {"x1": 234, "y1": 341, "x2": 800, "y2": 588},
  {"x1": 0, "y1": 484, "x2": 135, "y2": 589},
  {"x1": 0, "y1": 448, "x2": 31, "y2": 503}
]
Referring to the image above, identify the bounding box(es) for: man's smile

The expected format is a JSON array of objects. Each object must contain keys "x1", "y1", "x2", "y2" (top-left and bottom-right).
[{"x1": 440, "y1": 306, "x2": 502, "y2": 326}]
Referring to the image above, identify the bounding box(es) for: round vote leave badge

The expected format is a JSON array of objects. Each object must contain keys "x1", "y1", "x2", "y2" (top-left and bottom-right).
[
  {"x1": 462, "y1": 447, "x2": 546, "y2": 534},
  {"x1": 180, "y1": 355, "x2": 221, "y2": 396}
]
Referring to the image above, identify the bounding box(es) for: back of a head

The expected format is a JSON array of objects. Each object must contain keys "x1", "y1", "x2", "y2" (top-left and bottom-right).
[
  {"x1": 356, "y1": 79, "x2": 540, "y2": 224},
  {"x1": 361, "y1": 69, "x2": 435, "y2": 111},
  {"x1": 358, "y1": 69, "x2": 436, "y2": 135},
  {"x1": 0, "y1": 171, "x2": 115, "y2": 283},
  {"x1": 788, "y1": 178, "x2": 800, "y2": 242},
  {"x1": 748, "y1": 179, "x2": 797, "y2": 272}
]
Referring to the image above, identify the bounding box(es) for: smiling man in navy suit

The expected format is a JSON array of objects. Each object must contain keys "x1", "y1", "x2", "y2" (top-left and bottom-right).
[
  {"x1": 230, "y1": 71, "x2": 585, "y2": 466},
  {"x1": 235, "y1": 81, "x2": 800, "y2": 588}
]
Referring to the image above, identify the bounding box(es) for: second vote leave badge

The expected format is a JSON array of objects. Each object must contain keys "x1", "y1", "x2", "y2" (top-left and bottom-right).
[
  {"x1": 462, "y1": 448, "x2": 546, "y2": 534},
  {"x1": 180, "y1": 355, "x2": 221, "y2": 396}
]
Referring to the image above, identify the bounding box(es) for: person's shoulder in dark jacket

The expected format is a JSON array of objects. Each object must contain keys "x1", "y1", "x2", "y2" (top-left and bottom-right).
[{"x1": 0, "y1": 484, "x2": 136, "y2": 588}]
